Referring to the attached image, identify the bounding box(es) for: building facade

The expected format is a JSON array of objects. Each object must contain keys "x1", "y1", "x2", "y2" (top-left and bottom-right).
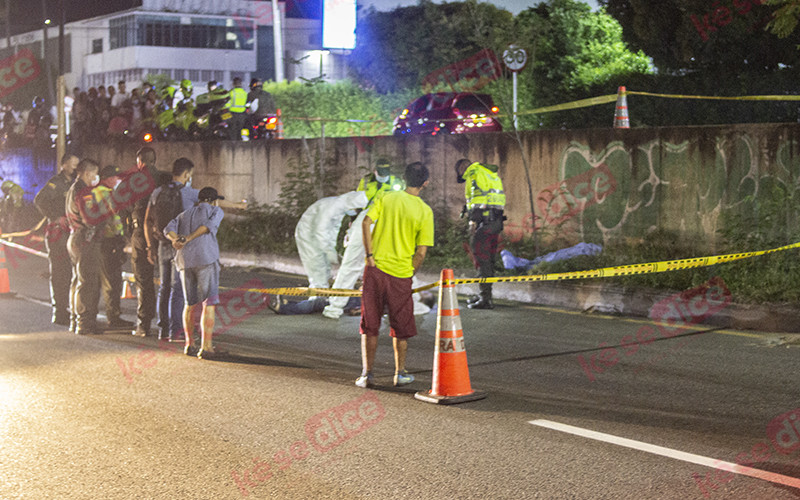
[{"x1": 0, "y1": 0, "x2": 348, "y2": 101}]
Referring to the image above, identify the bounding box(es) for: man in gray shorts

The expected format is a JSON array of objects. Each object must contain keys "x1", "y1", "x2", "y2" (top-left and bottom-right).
[{"x1": 164, "y1": 186, "x2": 225, "y2": 360}]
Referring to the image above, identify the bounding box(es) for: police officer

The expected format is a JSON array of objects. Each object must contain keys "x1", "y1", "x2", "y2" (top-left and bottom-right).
[
  {"x1": 0, "y1": 179, "x2": 25, "y2": 232},
  {"x1": 65, "y1": 158, "x2": 103, "y2": 335},
  {"x1": 117, "y1": 147, "x2": 161, "y2": 336},
  {"x1": 455, "y1": 158, "x2": 506, "y2": 310},
  {"x1": 94, "y1": 165, "x2": 134, "y2": 329},
  {"x1": 226, "y1": 77, "x2": 248, "y2": 140},
  {"x1": 34, "y1": 154, "x2": 77, "y2": 326},
  {"x1": 195, "y1": 80, "x2": 229, "y2": 116}
]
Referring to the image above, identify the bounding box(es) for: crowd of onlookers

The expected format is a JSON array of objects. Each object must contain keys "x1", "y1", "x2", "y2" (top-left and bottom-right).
[{"x1": 0, "y1": 80, "x2": 167, "y2": 148}]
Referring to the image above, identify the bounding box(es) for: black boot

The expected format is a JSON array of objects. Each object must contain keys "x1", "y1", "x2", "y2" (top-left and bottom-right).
[{"x1": 468, "y1": 296, "x2": 494, "y2": 309}]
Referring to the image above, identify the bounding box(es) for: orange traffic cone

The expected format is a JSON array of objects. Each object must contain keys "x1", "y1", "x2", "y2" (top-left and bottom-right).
[
  {"x1": 121, "y1": 279, "x2": 136, "y2": 299},
  {"x1": 415, "y1": 269, "x2": 486, "y2": 404},
  {"x1": 0, "y1": 238, "x2": 11, "y2": 296},
  {"x1": 614, "y1": 86, "x2": 630, "y2": 129}
]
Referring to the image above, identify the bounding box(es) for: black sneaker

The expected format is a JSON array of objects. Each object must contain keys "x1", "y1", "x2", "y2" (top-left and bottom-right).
[{"x1": 108, "y1": 318, "x2": 135, "y2": 328}]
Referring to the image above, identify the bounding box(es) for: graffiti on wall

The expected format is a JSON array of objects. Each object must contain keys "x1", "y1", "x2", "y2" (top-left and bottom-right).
[{"x1": 506, "y1": 132, "x2": 800, "y2": 247}]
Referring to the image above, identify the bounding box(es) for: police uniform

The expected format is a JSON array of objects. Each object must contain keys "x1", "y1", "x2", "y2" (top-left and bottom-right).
[
  {"x1": 34, "y1": 171, "x2": 73, "y2": 325},
  {"x1": 462, "y1": 162, "x2": 505, "y2": 309},
  {"x1": 226, "y1": 85, "x2": 249, "y2": 140},
  {"x1": 66, "y1": 178, "x2": 103, "y2": 334},
  {"x1": 117, "y1": 162, "x2": 160, "y2": 336},
  {"x1": 93, "y1": 173, "x2": 130, "y2": 327},
  {"x1": 0, "y1": 180, "x2": 25, "y2": 232}
]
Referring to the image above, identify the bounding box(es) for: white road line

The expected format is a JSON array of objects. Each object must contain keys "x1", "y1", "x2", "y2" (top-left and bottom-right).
[{"x1": 529, "y1": 419, "x2": 800, "y2": 490}]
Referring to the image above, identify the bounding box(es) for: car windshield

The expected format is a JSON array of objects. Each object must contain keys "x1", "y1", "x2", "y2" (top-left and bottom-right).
[{"x1": 453, "y1": 95, "x2": 492, "y2": 111}]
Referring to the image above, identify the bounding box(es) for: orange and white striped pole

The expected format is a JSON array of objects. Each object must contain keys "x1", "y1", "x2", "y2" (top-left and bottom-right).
[{"x1": 614, "y1": 86, "x2": 630, "y2": 129}]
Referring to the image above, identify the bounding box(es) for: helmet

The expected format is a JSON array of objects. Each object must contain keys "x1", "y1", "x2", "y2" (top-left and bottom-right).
[
  {"x1": 250, "y1": 78, "x2": 262, "y2": 90},
  {"x1": 160, "y1": 86, "x2": 175, "y2": 101},
  {"x1": 180, "y1": 79, "x2": 193, "y2": 96}
]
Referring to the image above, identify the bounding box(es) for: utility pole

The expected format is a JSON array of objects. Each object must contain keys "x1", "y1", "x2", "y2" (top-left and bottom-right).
[
  {"x1": 56, "y1": 0, "x2": 65, "y2": 161},
  {"x1": 271, "y1": 0, "x2": 284, "y2": 82}
]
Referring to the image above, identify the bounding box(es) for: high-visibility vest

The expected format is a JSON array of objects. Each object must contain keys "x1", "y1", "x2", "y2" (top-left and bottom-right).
[
  {"x1": 464, "y1": 162, "x2": 505, "y2": 212},
  {"x1": 227, "y1": 87, "x2": 248, "y2": 113},
  {"x1": 357, "y1": 174, "x2": 404, "y2": 204},
  {"x1": 91, "y1": 185, "x2": 124, "y2": 238}
]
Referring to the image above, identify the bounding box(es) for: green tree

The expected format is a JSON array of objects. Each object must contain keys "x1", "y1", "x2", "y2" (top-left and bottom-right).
[
  {"x1": 600, "y1": 0, "x2": 800, "y2": 74},
  {"x1": 503, "y1": 0, "x2": 652, "y2": 129},
  {"x1": 765, "y1": 0, "x2": 800, "y2": 38},
  {"x1": 348, "y1": 0, "x2": 515, "y2": 93}
]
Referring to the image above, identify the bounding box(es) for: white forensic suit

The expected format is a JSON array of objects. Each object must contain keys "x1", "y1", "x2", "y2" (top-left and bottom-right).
[{"x1": 294, "y1": 191, "x2": 368, "y2": 290}]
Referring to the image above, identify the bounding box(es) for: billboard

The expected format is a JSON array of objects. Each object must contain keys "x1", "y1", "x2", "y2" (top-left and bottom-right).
[{"x1": 322, "y1": 0, "x2": 356, "y2": 49}]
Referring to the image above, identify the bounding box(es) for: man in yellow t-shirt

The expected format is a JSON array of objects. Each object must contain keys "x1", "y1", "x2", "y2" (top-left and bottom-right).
[{"x1": 357, "y1": 162, "x2": 434, "y2": 388}]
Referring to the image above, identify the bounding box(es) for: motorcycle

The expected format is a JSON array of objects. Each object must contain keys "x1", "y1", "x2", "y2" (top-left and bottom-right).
[{"x1": 247, "y1": 114, "x2": 279, "y2": 140}]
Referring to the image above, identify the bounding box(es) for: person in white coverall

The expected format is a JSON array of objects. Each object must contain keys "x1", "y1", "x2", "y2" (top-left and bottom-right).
[
  {"x1": 323, "y1": 162, "x2": 430, "y2": 319},
  {"x1": 294, "y1": 190, "x2": 368, "y2": 290}
]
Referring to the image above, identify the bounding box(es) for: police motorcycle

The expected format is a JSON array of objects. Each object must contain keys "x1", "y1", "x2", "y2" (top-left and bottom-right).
[{"x1": 191, "y1": 81, "x2": 232, "y2": 140}]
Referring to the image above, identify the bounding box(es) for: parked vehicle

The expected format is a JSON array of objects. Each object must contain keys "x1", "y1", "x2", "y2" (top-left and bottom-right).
[{"x1": 392, "y1": 93, "x2": 502, "y2": 136}]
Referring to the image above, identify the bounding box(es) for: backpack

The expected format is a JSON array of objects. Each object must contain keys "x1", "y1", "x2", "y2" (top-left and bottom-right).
[{"x1": 151, "y1": 182, "x2": 183, "y2": 242}]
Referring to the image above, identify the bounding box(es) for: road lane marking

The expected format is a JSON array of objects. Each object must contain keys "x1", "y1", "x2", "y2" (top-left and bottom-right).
[{"x1": 528, "y1": 419, "x2": 800, "y2": 490}]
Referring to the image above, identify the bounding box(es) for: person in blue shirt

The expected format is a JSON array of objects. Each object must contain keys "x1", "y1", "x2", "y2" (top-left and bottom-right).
[
  {"x1": 164, "y1": 186, "x2": 224, "y2": 360},
  {"x1": 145, "y1": 157, "x2": 199, "y2": 342}
]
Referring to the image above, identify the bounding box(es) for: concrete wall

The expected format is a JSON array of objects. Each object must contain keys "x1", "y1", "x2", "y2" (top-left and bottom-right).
[{"x1": 81, "y1": 122, "x2": 800, "y2": 249}]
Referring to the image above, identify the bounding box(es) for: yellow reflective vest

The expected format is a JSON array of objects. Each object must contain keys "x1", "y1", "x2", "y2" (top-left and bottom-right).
[
  {"x1": 227, "y1": 87, "x2": 248, "y2": 113},
  {"x1": 463, "y1": 162, "x2": 505, "y2": 213}
]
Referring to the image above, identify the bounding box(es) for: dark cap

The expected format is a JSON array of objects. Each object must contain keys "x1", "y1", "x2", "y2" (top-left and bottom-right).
[
  {"x1": 375, "y1": 157, "x2": 391, "y2": 176},
  {"x1": 100, "y1": 165, "x2": 120, "y2": 180},
  {"x1": 198, "y1": 186, "x2": 225, "y2": 202}
]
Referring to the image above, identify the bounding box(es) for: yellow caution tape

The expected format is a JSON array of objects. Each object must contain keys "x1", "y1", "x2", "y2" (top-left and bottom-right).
[
  {"x1": 626, "y1": 91, "x2": 800, "y2": 102},
  {"x1": 281, "y1": 90, "x2": 800, "y2": 128},
  {"x1": 5, "y1": 228, "x2": 797, "y2": 299},
  {"x1": 234, "y1": 241, "x2": 800, "y2": 297}
]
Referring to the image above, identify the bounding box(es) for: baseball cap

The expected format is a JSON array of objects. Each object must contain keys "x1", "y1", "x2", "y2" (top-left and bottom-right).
[
  {"x1": 198, "y1": 187, "x2": 225, "y2": 202},
  {"x1": 100, "y1": 165, "x2": 120, "y2": 180}
]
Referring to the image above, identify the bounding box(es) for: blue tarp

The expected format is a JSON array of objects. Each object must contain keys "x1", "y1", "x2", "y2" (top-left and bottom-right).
[{"x1": 501, "y1": 242, "x2": 603, "y2": 271}]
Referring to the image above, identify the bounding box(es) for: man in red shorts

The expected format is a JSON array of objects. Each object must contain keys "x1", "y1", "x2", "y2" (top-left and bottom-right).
[{"x1": 356, "y1": 162, "x2": 434, "y2": 388}]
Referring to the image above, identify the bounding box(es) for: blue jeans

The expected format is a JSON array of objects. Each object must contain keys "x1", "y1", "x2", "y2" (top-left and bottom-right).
[
  {"x1": 157, "y1": 242, "x2": 184, "y2": 336},
  {"x1": 279, "y1": 296, "x2": 359, "y2": 315}
]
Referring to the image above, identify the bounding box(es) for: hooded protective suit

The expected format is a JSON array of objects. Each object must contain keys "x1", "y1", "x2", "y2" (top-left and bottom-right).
[{"x1": 294, "y1": 191, "x2": 368, "y2": 289}]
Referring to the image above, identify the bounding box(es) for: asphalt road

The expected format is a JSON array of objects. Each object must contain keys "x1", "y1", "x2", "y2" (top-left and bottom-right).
[{"x1": 1, "y1": 248, "x2": 799, "y2": 499}]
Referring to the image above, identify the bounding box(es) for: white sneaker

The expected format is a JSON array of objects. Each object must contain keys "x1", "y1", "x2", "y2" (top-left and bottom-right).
[
  {"x1": 393, "y1": 371, "x2": 415, "y2": 386},
  {"x1": 355, "y1": 373, "x2": 374, "y2": 388}
]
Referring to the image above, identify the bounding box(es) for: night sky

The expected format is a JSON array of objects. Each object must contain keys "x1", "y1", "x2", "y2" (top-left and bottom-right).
[{"x1": 8, "y1": 0, "x2": 141, "y2": 35}]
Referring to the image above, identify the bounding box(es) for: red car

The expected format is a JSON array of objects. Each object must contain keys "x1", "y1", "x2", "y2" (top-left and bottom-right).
[{"x1": 392, "y1": 93, "x2": 502, "y2": 136}]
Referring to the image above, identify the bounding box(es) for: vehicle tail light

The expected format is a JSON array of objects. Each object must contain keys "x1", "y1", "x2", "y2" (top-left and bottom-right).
[{"x1": 491, "y1": 106, "x2": 499, "y2": 113}]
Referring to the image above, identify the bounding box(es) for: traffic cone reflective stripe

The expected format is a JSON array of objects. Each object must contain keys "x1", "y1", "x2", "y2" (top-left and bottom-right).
[
  {"x1": 0, "y1": 238, "x2": 10, "y2": 295},
  {"x1": 415, "y1": 269, "x2": 486, "y2": 404},
  {"x1": 614, "y1": 86, "x2": 630, "y2": 129},
  {"x1": 121, "y1": 279, "x2": 136, "y2": 299}
]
